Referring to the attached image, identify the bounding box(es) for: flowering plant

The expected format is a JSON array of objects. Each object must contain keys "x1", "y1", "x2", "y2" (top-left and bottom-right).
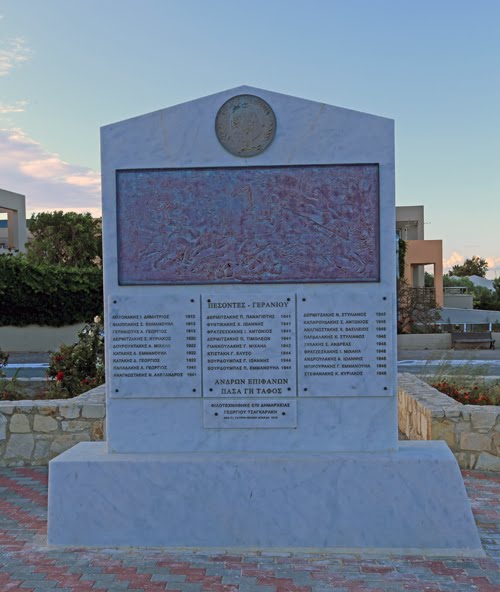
[
  {"x1": 0, "y1": 348, "x2": 8, "y2": 378},
  {"x1": 46, "y1": 319, "x2": 104, "y2": 398},
  {"x1": 431, "y1": 381, "x2": 496, "y2": 406}
]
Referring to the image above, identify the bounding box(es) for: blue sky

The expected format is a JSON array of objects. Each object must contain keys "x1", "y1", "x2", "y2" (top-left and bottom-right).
[{"x1": 1, "y1": 0, "x2": 499, "y2": 275}]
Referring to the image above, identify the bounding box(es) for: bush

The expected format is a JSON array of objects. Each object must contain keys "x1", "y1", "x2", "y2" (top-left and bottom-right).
[
  {"x1": 0, "y1": 348, "x2": 27, "y2": 400},
  {"x1": 431, "y1": 380, "x2": 499, "y2": 406},
  {"x1": 0, "y1": 254, "x2": 103, "y2": 326},
  {"x1": 397, "y1": 278, "x2": 441, "y2": 334},
  {"x1": 423, "y1": 360, "x2": 499, "y2": 406},
  {"x1": 45, "y1": 320, "x2": 105, "y2": 399}
]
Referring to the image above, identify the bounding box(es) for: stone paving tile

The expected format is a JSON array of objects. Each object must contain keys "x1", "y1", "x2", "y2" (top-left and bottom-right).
[{"x1": 0, "y1": 467, "x2": 498, "y2": 591}]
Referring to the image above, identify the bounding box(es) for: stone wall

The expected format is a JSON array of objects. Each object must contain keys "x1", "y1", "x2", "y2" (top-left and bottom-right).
[
  {"x1": 2, "y1": 378, "x2": 499, "y2": 470},
  {"x1": 0, "y1": 385, "x2": 105, "y2": 466},
  {"x1": 398, "y1": 373, "x2": 500, "y2": 471}
]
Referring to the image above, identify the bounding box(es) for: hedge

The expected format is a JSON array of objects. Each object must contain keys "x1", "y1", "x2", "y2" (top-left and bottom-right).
[{"x1": 0, "y1": 255, "x2": 103, "y2": 327}]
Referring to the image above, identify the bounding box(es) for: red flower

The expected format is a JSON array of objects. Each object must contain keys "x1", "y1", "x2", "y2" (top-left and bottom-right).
[
  {"x1": 55, "y1": 355, "x2": 63, "y2": 362},
  {"x1": 56, "y1": 371, "x2": 64, "y2": 382}
]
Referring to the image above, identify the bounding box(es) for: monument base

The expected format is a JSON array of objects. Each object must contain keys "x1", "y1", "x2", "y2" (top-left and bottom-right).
[{"x1": 48, "y1": 441, "x2": 483, "y2": 555}]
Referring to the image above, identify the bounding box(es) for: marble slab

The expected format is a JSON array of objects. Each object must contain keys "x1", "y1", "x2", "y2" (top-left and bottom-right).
[
  {"x1": 48, "y1": 441, "x2": 483, "y2": 555},
  {"x1": 202, "y1": 292, "x2": 296, "y2": 397},
  {"x1": 101, "y1": 86, "x2": 397, "y2": 451},
  {"x1": 109, "y1": 286, "x2": 395, "y2": 403},
  {"x1": 203, "y1": 399, "x2": 297, "y2": 428},
  {"x1": 106, "y1": 388, "x2": 397, "y2": 453},
  {"x1": 48, "y1": 87, "x2": 483, "y2": 555},
  {"x1": 108, "y1": 293, "x2": 201, "y2": 397},
  {"x1": 116, "y1": 164, "x2": 379, "y2": 284},
  {"x1": 297, "y1": 290, "x2": 394, "y2": 396}
]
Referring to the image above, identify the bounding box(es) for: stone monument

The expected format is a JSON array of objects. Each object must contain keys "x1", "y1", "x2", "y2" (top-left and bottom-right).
[{"x1": 48, "y1": 86, "x2": 482, "y2": 554}]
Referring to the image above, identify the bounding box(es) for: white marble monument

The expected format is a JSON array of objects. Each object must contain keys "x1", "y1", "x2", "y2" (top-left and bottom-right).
[{"x1": 48, "y1": 87, "x2": 482, "y2": 554}]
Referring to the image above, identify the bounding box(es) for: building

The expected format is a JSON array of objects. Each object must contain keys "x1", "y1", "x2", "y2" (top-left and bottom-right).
[
  {"x1": 0, "y1": 188, "x2": 28, "y2": 253},
  {"x1": 396, "y1": 205, "x2": 443, "y2": 307}
]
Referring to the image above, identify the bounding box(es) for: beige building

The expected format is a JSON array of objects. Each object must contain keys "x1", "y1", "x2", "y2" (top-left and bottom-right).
[
  {"x1": 396, "y1": 205, "x2": 443, "y2": 307},
  {"x1": 0, "y1": 188, "x2": 28, "y2": 253}
]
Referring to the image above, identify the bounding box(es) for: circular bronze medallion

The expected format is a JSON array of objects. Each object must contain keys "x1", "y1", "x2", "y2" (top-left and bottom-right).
[{"x1": 215, "y1": 94, "x2": 276, "y2": 157}]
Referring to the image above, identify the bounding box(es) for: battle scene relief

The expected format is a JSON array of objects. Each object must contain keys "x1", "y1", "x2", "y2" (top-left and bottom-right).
[{"x1": 116, "y1": 164, "x2": 379, "y2": 284}]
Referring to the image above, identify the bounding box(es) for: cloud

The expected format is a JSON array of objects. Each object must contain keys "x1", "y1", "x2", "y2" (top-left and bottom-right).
[
  {"x1": 486, "y1": 257, "x2": 500, "y2": 273},
  {"x1": 443, "y1": 251, "x2": 500, "y2": 279},
  {"x1": 0, "y1": 100, "x2": 28, "y2": 114},
  {"x1": 0, "y1": 37, "x2": 31, "y2": 76},
  {"x1": 0, "y1": 127, "x2": 101, "y2": 216},
  {"x1": 443, "y1": 251, "x2": 465, "y2": 270}
]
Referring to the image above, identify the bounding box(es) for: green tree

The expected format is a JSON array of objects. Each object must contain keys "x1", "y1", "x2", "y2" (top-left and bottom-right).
[
  {"x1": 443, "y1": 275, "x2": 475, "y2": 290},
  {"x1": 26, "y1": 211, "x2": 102, "y2": 267},
  {"x1": 471, "y1": 286, "x2": 500, "y2": 311},
  {"x1": 449, "y1": 256, "x2": 488, "y2": 278},
  {"x1": 493, "y1": 277, "x2": 500, "y2": 298},
  {"x1": 443, "y1": 275, "x2": 500, "y2": 311}
]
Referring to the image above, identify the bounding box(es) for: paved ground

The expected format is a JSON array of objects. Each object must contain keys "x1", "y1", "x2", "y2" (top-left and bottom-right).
[
  {"x1": 7, "y1": 349, "x2": 500, "y2": 365},
  {"x1": 0, "y1": 467, "x2": 498, "y2": 592}
]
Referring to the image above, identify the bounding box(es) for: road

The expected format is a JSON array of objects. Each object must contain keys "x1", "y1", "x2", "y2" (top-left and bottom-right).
[{"x1": 4, "y1": 349, "x2": 500, "y2": 379}]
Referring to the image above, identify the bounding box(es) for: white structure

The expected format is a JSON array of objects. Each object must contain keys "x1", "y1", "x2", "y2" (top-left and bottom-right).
[
  {"x1": 396, "y1": 205, "x2": 424, "y2": 241},
  {"x1": 444, "y1": 286, "x2": 474, "y2": 309},
  {"x1": 48, "y1": 87, "x2": 482, "y2": 554},
  {"x1": 0, "y1": 188, "x2": 27, "y2": 253},
  {"x1": 444, "y1": 276, "x2": 496, "y2": 310}
]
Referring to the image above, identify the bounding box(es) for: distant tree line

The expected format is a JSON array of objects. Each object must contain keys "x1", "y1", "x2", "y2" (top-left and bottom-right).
[
  {"x1": 26, "y1": 211, "x2": 102, "y2": 268},
  {"x1": 444, "y1": 274, "x2": 500, "y2": 311},
  {"x1": 425, "y1": 256, "x2": 500, "y2": 311},
  {"x1": 449, "y1": 255, "x2": 488, "y2": 278}
]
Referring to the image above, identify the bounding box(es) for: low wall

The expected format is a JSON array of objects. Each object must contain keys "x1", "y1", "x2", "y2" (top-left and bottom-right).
[
  {"x1": 2, "y1": 379, "x2": 499, "y2": 469},
  {"x1": 0, "y1": 323, "x2": 85, "y2": 352},
  {"x1": 443, "y1": 294, "x2": 474, "y2": 309},
  {"x1": 0, "y1": 385, "x2": 105, "y2": 466},
  {"x1": 397, "y1": 333, "x2": 451, "y2": 350},
  {"x1": 398, "y1": 373, "x2": 500, "y2": 471},
  {"x1": 398, "y1": 332, "x2": 500, "y2": 350}
]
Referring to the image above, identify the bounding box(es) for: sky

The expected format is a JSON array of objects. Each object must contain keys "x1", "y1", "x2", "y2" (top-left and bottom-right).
[{"x1": 0, "y1": 0, "x2": 499, "y2": 276}]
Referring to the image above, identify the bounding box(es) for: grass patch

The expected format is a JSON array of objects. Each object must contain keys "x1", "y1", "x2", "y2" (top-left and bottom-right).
[{"x1": 0, "y1": 378, "x2": 52, "y2": 401}]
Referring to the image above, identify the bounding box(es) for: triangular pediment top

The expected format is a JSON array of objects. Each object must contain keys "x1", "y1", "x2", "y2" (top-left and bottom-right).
[{"x1": 102, "y1": 85, "x2": 392, "y2": 131}]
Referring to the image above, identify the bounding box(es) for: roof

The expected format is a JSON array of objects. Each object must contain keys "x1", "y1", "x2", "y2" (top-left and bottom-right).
[{"x1": 467, "y1": 275, "x2": 495, "y2": 291}]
